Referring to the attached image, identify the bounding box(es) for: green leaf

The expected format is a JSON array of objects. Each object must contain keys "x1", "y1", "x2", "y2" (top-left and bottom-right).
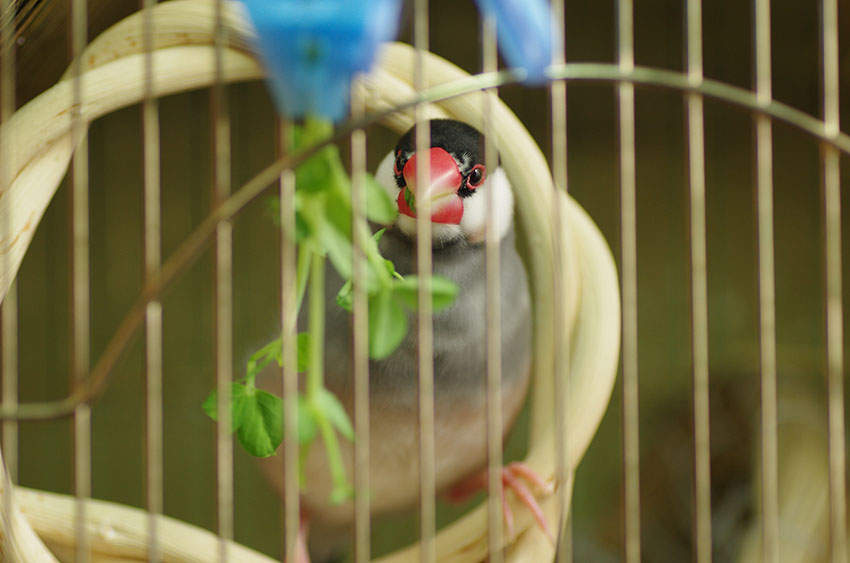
[
  {"x1": 265, "y1": 195, "x2": 281, "y2": 226},
  {"x1": 368, "y1": 289, "x2": 408, "y2": 359},
  {"x1": 236, "y1": 388, "x2": 284, "y2": 458},
  {"x1": 315, "y1": 388, "x2": 354, "y2": 441},
  {"x1": 202, "y1": 383, "x2": 251, "y2": 433},
  {"x1": 324, "y1": 186, "x2": 353, "y2": 239},
  {"x1": 365, "y1": 174, "x2": 398, "y2": 224},
  {"x1": 319, "y1": 221, "x2": 353, "y2": 280},
  {"x1": 335, "y1": 229, "x2": 389, "y2": 312},
  {"x1": 335, "y1": 279, "x2": 353, "y2": 312},
  {"x1": 293, "y1": 117, "x2": 333, "y2": 152},
  {"x1": 294, "y1": 209, "x2": 311, "y2": 242},
  {"x1": 296, "y1": 395, "x2": 318, "y2": 444},
  {"x1": 293, "y1": 118, "x2": 338, "y2": 194},
  {"x1": 203, "y1": 384, "x2": 291, "y2": 458},
  {"x1": 202, "y1": 389, "x2": 217, "y2": 420},
  {"x1": 330, "y1": 481, "x2": 355, "y2": 505},
  {"x1": 392, "y1": 275, "x2": 459, "y2": 312},
  {"x1": 384, "y1": 259, "x2": 402, "y2": 280},
  {"x1": 295, "y1": 192, "x2": 324, "y2": 242},
  {"x1": 296, "y1": 332, "x2": 312, "y2": 372},
  {"x1": 295, "y1": 151, "x2": 332, "y2": 194}
]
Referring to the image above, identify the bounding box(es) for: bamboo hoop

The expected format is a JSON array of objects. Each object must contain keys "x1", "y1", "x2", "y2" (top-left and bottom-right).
[
  {"x1": 15, "y1": 487, "x2": 276, "y2": 563},
  {"x1": 0, "y1": 1, "x2": 620, "y2": 561}
]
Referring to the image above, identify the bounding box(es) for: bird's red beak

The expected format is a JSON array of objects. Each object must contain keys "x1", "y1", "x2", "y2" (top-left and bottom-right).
[{"x1": 397, "y1": 147, "x2": 464, "y2": 225}]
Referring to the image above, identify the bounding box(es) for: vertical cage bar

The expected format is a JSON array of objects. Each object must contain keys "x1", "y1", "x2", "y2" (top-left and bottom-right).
[
  {"x1": 413, "y1": 1, "x2": 436, "y2": 562},
  {"x1": 350, "y1": 82, "x2": 372, "y2": 563},
  {"x1": 823, "y1": 142, "x2": 846, "y2": 563},
  {"x1": 754, "y1": 1, "x2": 778, "y2": 561},
  {"x1": 278, "y1": 120, "x2": 300, "y2": 562},
  {"x1": 70, "y1": 0, "x2": 92, "y2": 560},
  {"x1": 685, "y1": 1, "x2": 712, "y2": 562},
  {"x1": 821, "y1": 0, "x2": 847, "y2": 560},
  {"x1": 481, "y1": 12, "x2": 504, "y2": 563},
  {"x1": 141, "y1": 0, "x2": 163, "y2": 560},
  {"x1": 212, "y1": 1, "x2": 234, "y2": 560},
  {"x1": 548, "y1": 0, "x2": 571, "y2": 560},
  {"x1": 0, "y1": 280, "x2": 14, "y2": 537},
  {"x1": 0, "y1": 293, "x2": 15, "y2": 543},
  {"x1": 0, "y1": 0, "x2": 18, "y2": 526},
  {"x1": 617, "y1": 0, "x2": 641, "y2": 561}
]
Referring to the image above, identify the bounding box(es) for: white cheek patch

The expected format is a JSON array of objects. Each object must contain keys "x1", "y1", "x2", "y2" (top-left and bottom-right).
[
  {"x1": 395, "y1": 215, "x2": 464, "y2": 244},
  {"x1": 459, "y1": 167, "x2": 514, "y2": 244}
]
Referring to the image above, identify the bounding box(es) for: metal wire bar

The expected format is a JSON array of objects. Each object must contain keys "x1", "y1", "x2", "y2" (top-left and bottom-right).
[
  {"x1": 212, "y1": 1, "x2": 234, "y2": 560},
  {"x1": 823, "y1": 147, "x2": 846, "y2": 563},
  {"x1": 2, "y1": 6, "x2": 847, "y2": 563},
  {"x1": 480, "y1": 12, "x2": 504, "y2": 563},
  {"x1": 413, "y1": 1, "x2": 436, "y2": 559},
  {"x1": 276, "y1": 120, "x2": 301, "y2": 562},
  {"x1": 686, "y1": 75, "x2": 712, "y2": 563},
  {"x1": 821, "y1": 0, "x2": 847, "y2": 560},
  {"x1": 0, "y1": 0, "x2": 18, "y2": 532},
  {"x1": 548, "y1": 1, "x2": 571, "y2": 561},
  {"x1": 277, "y1": 121, "x2": 301, "y2": 561},
  {"x1": 823, "y1": 146, "x2": 846, "y2": 563},
  {"x1": 213, "y1": 222, "x2": 234, "y2": 563},
  {"x1": 545, "y1": 65, "x2": 850, "y2": 154},
  {"x1": 0, "y1": 279, "x2": 15, "y2": 544},
  {"x1": 755, "y1": 113, "x2": 778, "y2": 563},
  {"x1": 70, "y1": 0, "x2": 91, "y2": 560},
  {"x1": 753, "y1": 1, "x2": 779, "y2": 561},
  {"x1": 349, "y1": 82, "x2": 371, "y2": 563},
  {"x1": 617, "y1": 0, "x2": 641, "y2": 561},
  {"x1": 685, "y1": 2, "x2": 712, "y2": 562},
  {"x1": 141, "y1": 0, "x2": 164, "y2": 560}
]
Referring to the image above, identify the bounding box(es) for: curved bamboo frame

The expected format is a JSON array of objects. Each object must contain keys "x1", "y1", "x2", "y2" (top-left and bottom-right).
[{"x1": 0, "y1": 0, "x2": 621, "y2": 561}]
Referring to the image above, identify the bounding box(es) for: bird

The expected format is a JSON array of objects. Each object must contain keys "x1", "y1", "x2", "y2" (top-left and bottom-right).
[{"x1": 260, "y1": 118, "x2": 545, "y2": 560}]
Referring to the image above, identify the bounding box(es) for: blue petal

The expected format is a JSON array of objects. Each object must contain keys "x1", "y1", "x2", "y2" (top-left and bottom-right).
[
  {"x1": 242, "y1": 0, "x2": 402, "y2": 121},
  {"x1": 474, "y1": 0, "x2": 556, "y2": 85}
]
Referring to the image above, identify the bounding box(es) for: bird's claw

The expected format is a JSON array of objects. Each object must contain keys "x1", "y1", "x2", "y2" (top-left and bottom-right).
[
  {"x1": 285, "y1": 512, "x2": 311, "y2": 563},
  {"x1": 446, "y1": 461, "x2": 555, "y2": 543}
]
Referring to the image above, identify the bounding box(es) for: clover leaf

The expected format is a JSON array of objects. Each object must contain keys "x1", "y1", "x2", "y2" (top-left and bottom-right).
[
  {"x1": 202, "y1": 383, "x2": 284, "y2": 458},
  {"x1": 392, "y1": 275, "x2": 459, "y2": 312},
  {"x1": 368, "y1": 289, "x2": 408, "y2": 360}
]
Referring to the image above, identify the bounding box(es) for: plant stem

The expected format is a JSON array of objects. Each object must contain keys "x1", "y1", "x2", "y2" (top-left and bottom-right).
[
  {"x1": 295, "y1": 247, "x2": 312, "y2": 315},
  {"x1": 304, "y1": 244, "x2": 350, "y2": 500},
  {"x1": 356, "y1": 222, "x2": 393, "y2": 288},
  {"x1": 315, "y1": 405, "x2": 348, "y2": 501},
  {"x1": 307, "y1": 252, "x2": 325, "y2": 398}
]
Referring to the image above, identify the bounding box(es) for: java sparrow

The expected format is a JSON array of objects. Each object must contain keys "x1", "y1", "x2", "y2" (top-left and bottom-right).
[{"x1": 262, "y1": 119, "x2": 547, "y2": 557}]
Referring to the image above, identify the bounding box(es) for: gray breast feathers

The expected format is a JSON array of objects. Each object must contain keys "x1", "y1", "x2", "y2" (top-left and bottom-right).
[{"x1": 321, "y1": 226, "x2": 531, "y2": 406}]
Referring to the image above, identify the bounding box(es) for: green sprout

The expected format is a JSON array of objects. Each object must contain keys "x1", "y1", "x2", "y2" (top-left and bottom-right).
[{"x1": 203, "y1": 118, "x2": 458, "y2": 503}]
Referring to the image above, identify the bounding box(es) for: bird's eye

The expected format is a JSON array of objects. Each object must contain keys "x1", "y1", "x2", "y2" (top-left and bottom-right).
[
  {"x1": 467, "y1": 165, "x2": 486, "y2": 188},
  {"x1": 393, "y1": 151, "x2": 405, "y2": 176}
]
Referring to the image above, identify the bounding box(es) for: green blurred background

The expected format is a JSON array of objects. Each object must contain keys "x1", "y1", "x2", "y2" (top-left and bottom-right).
[{"x1": 4, "y1": 0, "x2": 850, "y2": 560}]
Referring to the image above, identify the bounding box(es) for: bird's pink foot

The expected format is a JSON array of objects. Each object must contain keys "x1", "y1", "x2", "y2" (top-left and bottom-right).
[
  {"x1": 286, "y1": 512, "x2": 311, "y2": 563},
  {"x1": 445, "y1": 461, "x2": 555, "y2": 542}
]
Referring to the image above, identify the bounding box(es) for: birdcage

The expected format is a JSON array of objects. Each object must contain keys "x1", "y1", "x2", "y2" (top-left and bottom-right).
[{"x1": 0, "y1": 0, "x2": 846, "y2": 562}]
